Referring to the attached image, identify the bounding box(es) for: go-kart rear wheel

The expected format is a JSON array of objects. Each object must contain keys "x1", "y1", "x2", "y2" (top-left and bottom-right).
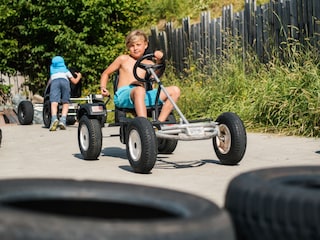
[
  {"x1": 126, "y1": 117, "x2": 157, "y2": 174},
  {"x1": 78, "y1": 115, "x2": 102, "y2": 160},
  {"x1": 66, "y1": 116, "x2": 76, "y2": 125},
  {"x1": 213, "y1": 112, "x2": 246, "y2": 165},
  {"x1": 42, "y1": 100, "x2": 51, "y2": 128},
  {"x1": 18, "y1": 100, "x2": 34, "y2": 125},
  {"x1": 158, "y1": 138, "x2": 178, "y2": 154},
  {"x1": 157, "y1": 114, "x2": 178, "y2": 154},
  {"x1": 157, "y1": 138, "x2": 178, "y2": 154}
]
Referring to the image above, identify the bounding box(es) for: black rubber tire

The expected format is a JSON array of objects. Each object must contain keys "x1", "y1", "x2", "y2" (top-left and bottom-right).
[
  {"x1": 126, "y1": 117, "x2": 157, "y2": 174},
  {"x1": 225, "y1": 166, "x2": 320, "y2": 240},
  {"x1": 157, "y1": 114, "x2": 178, "y2": 154},
  {"x1": 0, "y1": 178, "x2": 235, "y2": 240},
  {"x1": 17, "y1": 100, "x2": 34, "y2": 125},
  {"x1": 78, "y1": 115, "x2": 102, "y2": 160},
  {"x1": 157, "y1": 138, "x2": 178, "y2": 154},
  {"x1": 213, "y1": 112, "x2": 246, "y2": 165},
  {"x1": 42, "y1": 100, "x2": 51, "y2": 128},
  {"x1": 66, "y1": 116, "x2": 77, "y2": 125}
]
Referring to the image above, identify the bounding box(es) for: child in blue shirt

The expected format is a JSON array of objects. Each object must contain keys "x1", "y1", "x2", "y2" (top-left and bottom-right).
[{"x1": 49, "y1": 56, "x2": 82, "y2": 131}]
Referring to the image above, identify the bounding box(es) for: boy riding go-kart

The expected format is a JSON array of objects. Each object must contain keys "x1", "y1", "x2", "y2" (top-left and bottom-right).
[{"x1": 76, "y1": 52, "x2": 247, "y2": 174}]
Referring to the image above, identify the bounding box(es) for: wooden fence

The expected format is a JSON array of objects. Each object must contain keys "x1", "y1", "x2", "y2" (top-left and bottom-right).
[{"x1": 148, "y1": 0, "x2": 320, "y2": 73}]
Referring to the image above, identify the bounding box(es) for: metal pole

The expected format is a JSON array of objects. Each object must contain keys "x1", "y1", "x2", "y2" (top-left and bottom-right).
[{"x1": 149, "y1": 68, "x2": 189, "y2": 124}]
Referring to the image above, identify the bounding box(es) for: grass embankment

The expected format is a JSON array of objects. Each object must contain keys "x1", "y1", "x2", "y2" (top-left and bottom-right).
[{"x1": 163, "y1": 46, "x2": 320, "y2": 137}]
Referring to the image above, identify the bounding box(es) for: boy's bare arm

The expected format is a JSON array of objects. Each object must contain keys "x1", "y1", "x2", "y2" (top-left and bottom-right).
[
  {"x1": 100, "y1": 56, "x2": 124, "y2": 96},
  {"x1": 70, "y1": 72, "x2": 82, "y2": 85}
]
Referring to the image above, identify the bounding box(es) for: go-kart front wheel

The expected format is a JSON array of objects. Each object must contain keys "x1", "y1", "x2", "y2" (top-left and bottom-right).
[
  {"x1": 78, "y1": 115, "x2": 102, "y2": 160},
  {"x1": 126, "y1": 117, "x2": 157, "y2": 174},
  {"x1": 213, "y1": 112, "x2": 246, "y2": 165}
]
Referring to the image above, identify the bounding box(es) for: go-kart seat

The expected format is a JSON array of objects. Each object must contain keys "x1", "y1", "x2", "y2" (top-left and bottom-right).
[
  {"x1": 43, "y1": 68, "x2": 82, "y2": 101},
  {"x1": 69, "y1": 67, "x2": 82, "y2": 98}
]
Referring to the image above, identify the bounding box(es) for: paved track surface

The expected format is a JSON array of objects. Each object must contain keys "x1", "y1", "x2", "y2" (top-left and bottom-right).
[{"x1": 1, "y1": 123, "x2": 319, "y2": 207}]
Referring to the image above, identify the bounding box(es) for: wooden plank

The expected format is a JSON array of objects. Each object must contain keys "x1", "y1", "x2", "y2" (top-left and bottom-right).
[
  {"x1": 282, "y1": 0, "x2": 289, "y2": 42},
  {"x1": 165, "y1": 22, "x2": 173, "y2": 60},
  {"x1": 244, "y1": 0, "x2": 250, "y2": 46},
  {"x1": 195, "y1": 23, "x2": 201, "y2": 60},
  {"x1": 314, "y1": 0, "x2": 320, "y2": 45},
  {"x1": 272, "y1": 0, "x2": 281, "y2": 51},
  {"x1": 173, "y1": 29, "x2": 181, "y2": 72},
  {"x1": 297, "y1": 0, "x2": 304, "y2": 42},
  {"x1": 302, "y1": 0, "x2": 308, "y2": 39},
  {"x1": 289, "y1": 0, "x2": 299, "y2": 40},
  {"x1": 306, "y1": 0, "x2": 314, "y2": 37},
  {"x1": 256, "y1": 5, "x2": 264, "y2": 60},
  {"x1": 182, "y1": 17, "x2": 190, "y2": 71},
  {"x1": 223, "y1": 5, "x2": 234, "y2": 54},
  {"x1": 178, "y1": 28, "x2": 183, "y2": 72},
  {"x1": 215, "y1": 18, "x2": 222, "y2": 57},
  {"x1": 262, "y1": 3, "x2": 270, "y2": 63},
  {"x1": 237, "y1": 11, "x2": 246, "y2": 61},
  {"x1": 209, "y1": 20, "x2": 217, "y2": 59},
  {"x1": 200, "y1": 12, "x2": 206, "y2": 64},
  {"x1": 149, "y1": 27, "x2": 158, "y2": 49},
  {"x1": 159, "y1": 32, "x2": 168, "y2": 57}
]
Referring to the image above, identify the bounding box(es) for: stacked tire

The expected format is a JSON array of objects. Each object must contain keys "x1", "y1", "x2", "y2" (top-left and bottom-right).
[
  {"x1": 225, "y1": 166, "x2": 320, "y2": 240},
  {"x1": 0, "y1": 179, "x2": 235, "y2": 240},
  {"x1": 17, "y1": 100, "x2": 34, "y2": 125}
]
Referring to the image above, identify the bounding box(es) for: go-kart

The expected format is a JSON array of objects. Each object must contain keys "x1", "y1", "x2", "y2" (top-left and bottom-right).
[
  {"x1": 77, "y1": 53, "x2": 247, "y2": 174},
  {"x1": 42, "y1": 69, "x2": 105, "y2": 128}
]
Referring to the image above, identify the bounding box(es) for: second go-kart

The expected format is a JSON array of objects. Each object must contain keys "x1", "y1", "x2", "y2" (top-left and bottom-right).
[{"x1": 77, "y1": 53, "x2": 247, "y2": 174}]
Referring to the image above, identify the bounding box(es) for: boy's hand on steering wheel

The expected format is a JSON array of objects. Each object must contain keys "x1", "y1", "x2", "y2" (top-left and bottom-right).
[{"x1": 154, "y1": 50, "x2": 164, "y2": 61}]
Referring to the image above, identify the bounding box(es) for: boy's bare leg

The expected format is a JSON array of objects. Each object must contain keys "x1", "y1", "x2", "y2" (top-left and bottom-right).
[
  {"x1": 131, "y1": 87, "x2": 147, "y2": 117},
  {"x1": 158, "y1": 86, "x2": 180, "y2": 122},
  {"x1": 61, "y1": 103, "x2": 69, "y2": 117},
  {"x1": 51, "y1": 102, "x2": 58, "y2": 116}
]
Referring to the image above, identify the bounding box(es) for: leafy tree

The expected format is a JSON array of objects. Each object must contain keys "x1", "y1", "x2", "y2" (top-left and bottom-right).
[{"x1": 0, "y1": 0, "x2": 147, "y2": 94}]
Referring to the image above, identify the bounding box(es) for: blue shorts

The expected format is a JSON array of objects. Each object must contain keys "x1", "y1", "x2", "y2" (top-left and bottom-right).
[
  {"x1": 114, "y1": 85, "x2": 163, "y2": 109},
  {"x1": 49, "y1": 78, "x2": 70, "y2": 103}
]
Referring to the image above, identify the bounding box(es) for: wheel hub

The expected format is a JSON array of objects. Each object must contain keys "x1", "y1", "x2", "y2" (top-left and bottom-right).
[{"x1": 128, "y1": 129, "x2": 142, "y2": 162}]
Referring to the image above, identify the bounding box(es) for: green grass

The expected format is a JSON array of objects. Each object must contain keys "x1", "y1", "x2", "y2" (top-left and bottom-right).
[{"x1": 163, "y1": 44, "x2": 320, "y2": 137}]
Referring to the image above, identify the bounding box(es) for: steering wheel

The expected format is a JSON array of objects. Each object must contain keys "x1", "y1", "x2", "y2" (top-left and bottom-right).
[{"x1": 133, "y1": 53, "x2": 166, "y2": 83}]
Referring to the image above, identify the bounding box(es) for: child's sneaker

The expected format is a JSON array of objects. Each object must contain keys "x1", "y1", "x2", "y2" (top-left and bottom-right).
[
  {"x1": 49, "y1": 119, "x2": 59, "y2": 131},
  {"x1": 58, "y1": 121, "x2": 66, "y2": 130}
]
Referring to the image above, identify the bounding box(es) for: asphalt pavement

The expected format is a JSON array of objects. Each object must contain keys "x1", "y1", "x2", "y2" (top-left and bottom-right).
[{"x1": 1, "y1": 123, "x2": 319, "y2": 207}]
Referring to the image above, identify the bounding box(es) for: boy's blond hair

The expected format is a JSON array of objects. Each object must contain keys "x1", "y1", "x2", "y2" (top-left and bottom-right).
[{"x1": 125, "y1": 30, "x2": 148, "y2": 49}]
